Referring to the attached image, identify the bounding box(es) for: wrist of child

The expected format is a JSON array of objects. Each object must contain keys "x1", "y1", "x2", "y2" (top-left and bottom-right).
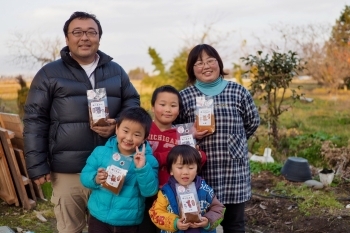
[
  {"x1": 174, "y1": 218, "x2": 179, "y2": 230},
  {"x1": 203, "y1": 222, "x2": 211, "y2": 230}
]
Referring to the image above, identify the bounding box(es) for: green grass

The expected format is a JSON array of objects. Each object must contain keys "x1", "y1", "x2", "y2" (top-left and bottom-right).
[
  {"x1": 0, "y1": 98, "x2": 18, "y2": 113},
  {"x1": 273, "y1": 181, "x2": 343, "y2": 216},
  {"x1": 0, "y1": 199, "x2": 56, "y2": 233},
  {"x1": 250, "y1": 161, "x2": 283, "y2": 176},
  {"x1": 279, "y1": 98, "x2": 350, "y2": 139},
  {"x1": 250, "y1": 90, "x2": 350, "y2": 166}
]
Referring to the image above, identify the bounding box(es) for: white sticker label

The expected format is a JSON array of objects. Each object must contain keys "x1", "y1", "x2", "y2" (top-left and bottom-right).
[
  {"x1": 180, "y1": 193, "x2": 198, "y2": 213},
  {"x1": 105, "y1": 165, "x2": 126, "y2": 188},
  {"x1": 91, "y1": 101, "x2": 106, "y2": 120},
  {"x1": 179, "y1": 135, "x2": 195, "y2": 147},
  {"x1": 198, "y1": 108, "x2": 211, "y2": 126}
]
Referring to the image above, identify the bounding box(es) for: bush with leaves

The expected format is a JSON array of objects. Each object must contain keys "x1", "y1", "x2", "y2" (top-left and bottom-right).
[{"x1": 241, "y1": 50, "x2": 306, "y2": 148}]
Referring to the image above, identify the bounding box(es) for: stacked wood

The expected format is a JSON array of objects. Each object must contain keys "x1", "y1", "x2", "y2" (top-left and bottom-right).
[
  {"x1": 0, "y1": 139, "x2": 18, "y2": 206},
  {"x1": 0, "y1": 112, "x2": 44, "y2": 210}
]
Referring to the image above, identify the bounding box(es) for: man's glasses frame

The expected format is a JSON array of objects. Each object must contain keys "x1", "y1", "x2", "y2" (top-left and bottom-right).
[{"x1": 68, "y1": 30, "x2": 98, "y2": 38}]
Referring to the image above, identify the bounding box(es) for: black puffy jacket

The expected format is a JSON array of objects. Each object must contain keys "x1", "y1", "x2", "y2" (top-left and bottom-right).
[{"x1": 24, "y1": 46, "x2": 140, "y2": 179}]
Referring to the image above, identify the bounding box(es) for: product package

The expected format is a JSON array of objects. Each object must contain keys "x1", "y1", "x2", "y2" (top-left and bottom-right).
[
  {"x1": 175, "y1": 123, "x2": 196, "y2": 148},
  {"x1": 101, "y1": 152, "x2": 132, "y2": 195},
  {"x1": 87, "y1": 88, "x2": 110, "y2": 127},
  {"x1": 195, "y1": 96, "x2": 215, "y2": 133},
  {"x1": 175, "y1": 182, "x2": 202, "y2": 223}
]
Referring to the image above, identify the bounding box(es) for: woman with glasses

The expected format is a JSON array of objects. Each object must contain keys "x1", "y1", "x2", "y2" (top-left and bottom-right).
[{"x1": 175, "y1": 44, "x2": 260, "y2": 233}]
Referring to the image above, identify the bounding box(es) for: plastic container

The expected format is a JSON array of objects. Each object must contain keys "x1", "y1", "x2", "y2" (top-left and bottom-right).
[
  {"x1": 281, "y1": 157, "x2": 312, "y2": 182},
  {"x1": 319, "y1": 168, "x2": 334, "y2": 186}
]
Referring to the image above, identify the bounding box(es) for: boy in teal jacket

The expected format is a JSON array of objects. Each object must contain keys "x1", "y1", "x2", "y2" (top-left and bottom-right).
[{"x1": 81, "y1": 107, "x2": 159, "y2": 233}]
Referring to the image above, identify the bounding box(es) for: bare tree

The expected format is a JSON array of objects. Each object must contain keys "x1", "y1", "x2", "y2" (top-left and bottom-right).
[
  {"x1": 143, "y1": 20, "x2": 237, "y2": 92},
  {"x1": 251, "y1": 23, "x2": 350, "y2": 91},
  {"x1": 7, "y1": 30, "x2": 63, "y2": 68},
  {"x1": 177, "y1": 19, "x2": 236, "y2": 63}
]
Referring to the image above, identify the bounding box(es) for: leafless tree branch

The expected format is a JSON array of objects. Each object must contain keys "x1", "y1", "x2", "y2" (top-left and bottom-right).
[{"x1": 6, "y1": 30, "x2": 63, "y2": 69}]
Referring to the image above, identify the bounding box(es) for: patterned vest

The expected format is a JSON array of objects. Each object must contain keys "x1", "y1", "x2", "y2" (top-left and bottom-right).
[{"x1": 161, "y1": 180, "x2": 216, "y2": 233}]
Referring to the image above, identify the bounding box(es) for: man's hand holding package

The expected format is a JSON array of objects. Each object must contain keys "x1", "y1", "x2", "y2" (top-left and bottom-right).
[{"x1": 91, "y1": 118, "x2": 116, "y2": 138}]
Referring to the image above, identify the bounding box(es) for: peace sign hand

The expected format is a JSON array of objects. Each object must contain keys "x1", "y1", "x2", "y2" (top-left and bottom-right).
[{"x1": 134, "y1": 143, "x2": 146, "y2": 168}]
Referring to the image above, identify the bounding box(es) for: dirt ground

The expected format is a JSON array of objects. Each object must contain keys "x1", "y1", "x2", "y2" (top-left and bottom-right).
[
  {"x1": 1, "y1": 171, "x2": 350, "y2": 233},
  {"x1": 245, "y1": 171, "x2": 350, "y2": 233}
]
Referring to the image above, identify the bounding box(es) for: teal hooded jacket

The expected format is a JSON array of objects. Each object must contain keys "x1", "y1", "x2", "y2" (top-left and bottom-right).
[{"x1": 80, "y1": 135, "x2": 159, "y2": 226}]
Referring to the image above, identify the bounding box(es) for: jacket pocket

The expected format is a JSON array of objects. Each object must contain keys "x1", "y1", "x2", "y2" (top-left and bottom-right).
[{"x1": 227, "y1": 133, "x2": 247, "y2": 160}]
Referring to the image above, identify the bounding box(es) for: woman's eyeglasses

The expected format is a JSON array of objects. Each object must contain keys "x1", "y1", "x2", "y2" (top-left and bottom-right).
[{"x1": 194, "y1": 58, "x2": 217, "y2": 68}]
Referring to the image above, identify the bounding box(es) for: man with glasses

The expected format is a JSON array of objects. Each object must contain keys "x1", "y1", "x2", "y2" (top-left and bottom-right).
[{"x1": 24, "y1": 11, "x2": 140, "y2": 233}]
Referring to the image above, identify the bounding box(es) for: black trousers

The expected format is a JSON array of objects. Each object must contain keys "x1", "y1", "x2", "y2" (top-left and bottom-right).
[
  {"x1": 137, "y1": 197, "x2": 159, "y2": 233},
  {"x1": 220, "y1": 202, "x2": 246, "y2": 233},
  {"x1": 88, "y1": 215, "x2": 139, "y2": 233}
]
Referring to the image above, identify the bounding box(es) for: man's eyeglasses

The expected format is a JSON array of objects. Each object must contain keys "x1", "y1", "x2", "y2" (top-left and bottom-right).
[
  {"x1": 68, "y1": 30, "x2": 98, "y2": 38},
  {"x1": 194, "y1": 58, "x2": 217, "y2": 68}
]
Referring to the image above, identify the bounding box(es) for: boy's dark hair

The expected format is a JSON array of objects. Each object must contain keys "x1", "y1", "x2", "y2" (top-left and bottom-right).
[
  {"x1": 186, "y1": 44, "x2": 228, "y2": 85},
  {"x1": 116, "y1": 107, "x2": 152, "y2": 139},
  {"x1": 151, "y1": 85, "x2": 183, "y2": 112},
  {"x1": 166, "y1": 145, "x2": 202, "y2": 174},
  {"x1": 63, "y1": 11, "x2": 103, "y2": 39}
]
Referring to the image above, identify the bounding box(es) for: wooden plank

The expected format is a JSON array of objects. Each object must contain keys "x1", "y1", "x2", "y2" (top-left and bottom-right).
[
  {"x1": 22, "y1": 176, "x2": 30, "y2": 185},
  {"x1": 32, "y1": 182, "x2": 45, "y2": 200},
  {"x1": 0, "y1": 142, "x2": 18, "y2": 206},
  {"x1": 0, "y1": 113, "x2": 45, "y2": 200},
  {"x1": 0, "y1": 112, "x2": 23, "y2": 139},
  {"x1": 0, "y1": 127, "x2": 32, "y2": 210},
  {"x1": 13, "y1": 148, "x2": 37, "y2": 202},
  {"x1": 0, "y1": 191, "x2": 15, "y2": 204},
  {"x1": 0, "y1": 112, "x2": 23, "y2": 150},
  {"x1": 10, "y1": 137, "x2": 24, "y2": 151},
  {"x1": 5, "y1": 129, "x2": 15, "y2": 139}
]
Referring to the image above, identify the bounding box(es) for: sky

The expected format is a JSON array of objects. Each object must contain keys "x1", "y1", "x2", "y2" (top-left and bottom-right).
[{"x1": 0, "y1": 0, "x2": 349, "y2": 77}]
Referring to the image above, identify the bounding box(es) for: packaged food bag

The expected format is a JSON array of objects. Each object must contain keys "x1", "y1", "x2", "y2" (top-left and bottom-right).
[
  {"x1": 175, "y1": 123, "x2": 196, "y2": 148},
  {"x1": 87, "y1": 88, "x2": 110, "y2": 127},
  {"x1": 175, "y1": 182, "x2": 202, "y2": 223},
  {"x1": 101, "y1": 152, "x2": 132, "y2": 195},
  {"x1": 195, "y1": 96, "x2": 215, "y2": 133}
]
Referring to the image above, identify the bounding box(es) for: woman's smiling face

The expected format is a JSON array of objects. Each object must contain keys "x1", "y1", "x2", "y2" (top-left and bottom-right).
[{"x1": 193, "y1": 51, "x2": 220, "y2": 83}]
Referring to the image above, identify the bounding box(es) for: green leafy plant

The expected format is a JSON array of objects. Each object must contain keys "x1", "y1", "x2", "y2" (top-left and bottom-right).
[
  {"x1": 241, "y1": 50, "x2": 306, "y2": 148},
  {"x1": 250, "y1": 161, "x2": 283, "y2": 176},
  {"x1": 278, "y1": 132, "x2": 345, "y2": 167}
]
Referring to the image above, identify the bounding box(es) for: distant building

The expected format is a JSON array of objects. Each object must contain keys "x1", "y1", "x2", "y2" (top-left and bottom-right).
[{"x1": 297, "y1": 75, "x2": 312, "y2": 80}]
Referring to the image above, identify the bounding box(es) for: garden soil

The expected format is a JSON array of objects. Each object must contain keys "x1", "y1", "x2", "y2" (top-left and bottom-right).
[
  {"x1": 1, "y1": 171, "x2": 350, "y2": 233},
  {"x1": 245, "y1": 171, "x2": 350, "y2": 233}
]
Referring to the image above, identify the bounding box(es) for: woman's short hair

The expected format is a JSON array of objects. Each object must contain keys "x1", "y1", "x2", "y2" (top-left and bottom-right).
[{"x1": 186, "y1": 44, "x2": 228, "y2": 85}]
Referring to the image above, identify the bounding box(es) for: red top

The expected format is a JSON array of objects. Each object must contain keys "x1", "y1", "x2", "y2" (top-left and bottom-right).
[{"x1": 148, "y1": 122, "x2": 207, "y2": 187}]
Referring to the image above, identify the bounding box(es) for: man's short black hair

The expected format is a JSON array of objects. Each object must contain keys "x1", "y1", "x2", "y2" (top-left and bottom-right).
[{"x1": 63, "y1": 11, "x2": 103, "y2": 39}]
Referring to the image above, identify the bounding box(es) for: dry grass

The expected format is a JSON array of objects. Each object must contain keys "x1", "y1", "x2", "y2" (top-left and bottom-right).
[{"x1": 0, "y1": 78, "x2": 152, "y2": 99}]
